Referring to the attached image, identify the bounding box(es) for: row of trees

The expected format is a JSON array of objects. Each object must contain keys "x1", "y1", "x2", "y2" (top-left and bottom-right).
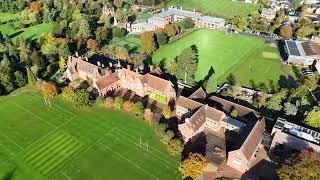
[{"x1": 104, "y1": 96, "x2": 144, "y2": 115}]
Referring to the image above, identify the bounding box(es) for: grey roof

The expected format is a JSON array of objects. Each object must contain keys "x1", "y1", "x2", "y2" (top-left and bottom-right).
[
  {"x1": 147, "y1": 17, "x2": 167, "y2": 25},
  {"x1": 200, "y1": 16, "x2": 225, "y2": 23},
  {"x1": 157, "y1": 8, "x2": 202, "y2": 19}
]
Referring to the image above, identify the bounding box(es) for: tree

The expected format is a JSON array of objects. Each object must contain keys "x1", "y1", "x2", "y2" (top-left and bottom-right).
[
  {"x1": 257, "y1": 92, "x2": 269, "y2": 108},
  {"x1": 77, "y1": 18, "x2": 91, "y2": 39},
  {"x1": 160, "y1": 130, "x2": 174, "y2": 145},
  {"x1": 0, "y1": 67, "x2": 14, "y2": 94},
  {"x1": 277, "y1": 148, "x2": 320, "y2": 180},
  {"x1": 267, "y1": 89, "x2": 287, "y2": 111},
  {"x1": 62, "y1": 86, "x2": 75, "y2": 102},
  {"x1": 112, "y1": 27, "x2": 126, "y2": 38},
  {"x1": 133, "y1": 102, "x2": 144, "y2": 114},
  {"x1": 114, "y1": 0, "x2": 124, "y2": 8},
  {"x1": 26, "y1": 66, "x2": 36, "y2": 86},
  {"x1": 154, "y1": 123, "x2": 168, "y2": 137},
  {"x1": 164, "y1": 58, "x2": 177, "y2": 75},
  {"x1": 59, "y1": 57, "x2": 67, "y2": 71},
  {"x1": 176, "y1": 46, "x2": 199, "y2": 85},
  {"x1": 14, "y1": 71, "x2": 27, "y2": 87},
  {"x1": 73, "y1": 89, "x2": 91, "y2": 108},
  {"x1": 284, "y1": 102, "x2": 298, "y2": 116},
  {"x1": 123, "y1": 101, "x2": 134, "y2": 112},
  {"x1": 296, "y1": 25, "x2": 315, "y2": 38},
  {"x1": 42, "y1": 82, "x2": 58, "y2": 106},
  {"x1": 164, "y1": 24, "x2": 178, "y2": 37},
  {"x1": 140, "y1": 32, "x2": 157, "y2": 55},
  {"x1": 304, "y1": 74, "x2": 319, "y2": 91},
  {"x1": 206, "y1": 74, "x2": 217, "y2": 93},
  {"x1": 87, "y1": 39, "x2": 99, "y2": 52},
  {"x1": 104, "y1": 97, "x2": 114, "y2": 109},
  {"x1": 304, "y1": 107, "x2": 320, "y2": 128},
  {"x1": 114, "y1": 97, "x2": 124, "y2": 110},
  {"x1": 280, "y1": 25, "x2": 293, "y2": 39},
  {"x1": 2, "y1": 54, "x2": 13, "y2": 71},
  {"x1": 230, "y1": 109, "x2": 238, "y2": 118},
  {"x1": 179, "y1": 153, "x2": 208, "y2": 180},
  {"x1": 155, "y1": 31, "x2": 168, "y2": 46},
  {"x1": 115, "y1": 47, "x2": 129, "y2": 60},
  {"x1": 167, "y1": 139, "x2": 184, "y2": 155},
  {"x1": 162, "y1": 106, "x2": 172, "y2": 119},
  {"x1": 181, "y1": 17, "x2": 194, "y2": 29},
  {"x1": 299, "y1": 4, "x2": 308, "y2": 21}
]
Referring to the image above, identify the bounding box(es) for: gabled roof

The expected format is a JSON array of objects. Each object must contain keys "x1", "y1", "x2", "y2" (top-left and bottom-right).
[
  {"x1": 240, "y1": 119, "x2": 265, "y2": 161},
  {"x1": 188, "y1": 87, "x2": 207, "y2": 100},
  {"x1": 208, "y1": 95, "x2": 260, "y2": 120},
  {"x1": 206, "y1": 106, "x2": 224, "y2": 121},
  {"x1": 176, "y1": 96, "x2": 203, "y2": 110},
  {"x1": 95, "y1": 73, "x2": 120, "y2": 90},
  {"x1": 141, "y1": 73, "x2": 172, "y2": 93},
  {"x1": 188, "y1": 106, "x2": 207, "y2": 132}
]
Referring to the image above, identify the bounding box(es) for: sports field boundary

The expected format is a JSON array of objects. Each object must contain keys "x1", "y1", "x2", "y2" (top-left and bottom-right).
[{"x1": 0, "y1": 93, "x2": 77, "y2": 170}]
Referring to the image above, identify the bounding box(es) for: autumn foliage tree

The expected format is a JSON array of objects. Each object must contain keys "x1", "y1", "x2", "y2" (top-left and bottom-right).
[
  {"x1": 140, "y1": 32, "x2": 157, "y2": 55},
  {"x1": 42, "y1": 82, "x2": 58, "y2": 106},
  {"x1": 280, "y1": 25, "x2": 293, "y2": 39},
  {"x1": 179, "y1": 153, "x2": 208, "y2": 179},
  {"x1": 123, "y1": 101, "x2": 134, "y2": 112},
  {"x1": 277, "y1": 148, "x2": 320, "y2": 180},
  {"x1": 162, "y1": 106, "x2": 172, "y2": 119},
  {"x1": 104, "y1": 97, "x2": 114, "y2": 109}
]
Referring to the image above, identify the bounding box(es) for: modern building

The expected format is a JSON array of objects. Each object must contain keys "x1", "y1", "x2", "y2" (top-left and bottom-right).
[
  {"x1": 66, "y1": 56, "x2": 176, "y2": 103},
  {"x1": 270, "y1": 118, "x2": 320, "y2": 155},
  {"x1": 176, "y1": 88, "x2": 265, "y2": 174},
  {"x1": 284, "y1": 40, "x2": 320, "y2": 67}
]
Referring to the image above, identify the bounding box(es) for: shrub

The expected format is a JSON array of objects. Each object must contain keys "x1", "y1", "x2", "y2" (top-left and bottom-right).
[
  {"x1": 133, "y1": 102, "x2": 144, "y2": 114},
  {"x1": 62, "y1": 86, "x2": 75, "y2": 102},
  {"x1": 162, "y1": 106, "x2": 172, "y2": 119},
  {"x1": 114, "y1": 97, "x2": 124, "y2": 110},
  {"x1": 104, "y1": 97, "x2": 114, "y2": 109},
  {"x1": 95, "y1": 96, "x2": 105, "y2": 105},
  {"x1": 123, "y1": 101, "x2": 134, "y2": 112}
]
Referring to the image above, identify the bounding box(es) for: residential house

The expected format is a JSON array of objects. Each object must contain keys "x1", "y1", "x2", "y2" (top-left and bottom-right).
[
  {"x1": 270, "y1": 118, "x2": 320, "y2": 155},
  {"x1": 176, "y1": 88, "x2": 265, "y2": 174}
]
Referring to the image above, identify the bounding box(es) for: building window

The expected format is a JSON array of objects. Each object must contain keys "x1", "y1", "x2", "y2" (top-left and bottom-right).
[{"x1": 232, "y1": 157, "x2": 241, "y2": 167}]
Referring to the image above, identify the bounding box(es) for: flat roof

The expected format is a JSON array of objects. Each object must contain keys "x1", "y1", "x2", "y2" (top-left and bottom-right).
[{"x1": 157, "y1": 8, "x2": 202, "y2": 19}]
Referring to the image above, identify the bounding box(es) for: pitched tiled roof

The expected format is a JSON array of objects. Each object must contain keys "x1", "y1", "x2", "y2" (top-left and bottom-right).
[
  {"x1": 188, "y1": 106, "x2": 207, "y2": 132},
  {"x1": 208, "y1": 95, "x2": 260, "y2": 119},
  {"x1": 188, "y1": 87, "x2": 207, "y2": 100},
  {"x1": 240, "y1": 119, "x2": 265, "y2": 161},
  {"x1": 206, "y1": 106, "x2": 224, "y2": 121},
  {"x1": 95, "y1": 73, "x2": 120, "y2": 90},
  {"x1": 141, "y1": 73, "x2": 172, "y2": 93},
  {"x1": 176, "y1": 96, "x2": 203, "y2": 110}
]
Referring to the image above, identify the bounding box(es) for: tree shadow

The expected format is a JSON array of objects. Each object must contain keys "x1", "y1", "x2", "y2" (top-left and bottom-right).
[
  {"x1": 9, "y1": 31, "x2": 23, "y2": 39},
  {"x1": 198, "y1": 66, "x2": 215, "y2": 88},
  {"x1": 182, "y1": 132, "x2": 207, "y2": 161},
  {"x1": 226, "y1": 73, "x2": 236, "y2": 85}
]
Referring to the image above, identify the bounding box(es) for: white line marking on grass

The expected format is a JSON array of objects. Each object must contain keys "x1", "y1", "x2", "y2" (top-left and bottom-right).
[
  {"x1": 0, "y1": 131, "x2": 23, "y2": 150},
  {"x1": 61, "y1": 172, "x2": 72, "y2": 180},
  {"x1": 0, "y1": 113, "x2": 75, "y2": 169},
  {"x1": 99, "y1": 142, "x2": 158, "y2": 180},
  {"x1": 264, "y1": 64, "x2": 272, "y2": 74},
  {"x1": 11, "y1": 101, "x2": 57, "y2": 128},
  {"x1": 0, "y1": 143, "x2": 15, "y2": 156},
  {"x1": 108, "y1": 130, "x2": 177, "y2": 168},
  {"x1": 50, "y1": 128, "x2": 116, "y2": 179},
  {"x1": 115, "y1": 128, "x2": 180, "y2": 164}
]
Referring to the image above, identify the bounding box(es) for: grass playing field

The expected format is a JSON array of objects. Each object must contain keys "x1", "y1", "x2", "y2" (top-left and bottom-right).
[
  {"x1": 0, "y1": 13, "x2": 53, "y2": 41},
  {"x1": 0, "y1": 89, "x2": 180, "y2": 180},
  {"x1": 153, "y1": 29, "x2": 296, "y2": 90},
  {"x1": 165, "y1": 0, "x2": 261, "y2": 19},
  {"x1": 110, "y1": 35, "x2": 141, "y2": 53}
]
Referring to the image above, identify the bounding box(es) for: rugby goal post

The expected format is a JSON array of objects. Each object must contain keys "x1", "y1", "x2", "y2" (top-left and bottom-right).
[{"x1": 139, "y1": 138, "x2": 149, "y2": 151}]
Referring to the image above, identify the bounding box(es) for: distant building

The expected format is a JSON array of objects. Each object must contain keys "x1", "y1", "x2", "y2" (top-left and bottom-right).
[
  {"x1": 311, "y1": 34, "x2": 320, "y2": 44},
  {"x1": 128, "y1": 7, "x2": 225, "y2": 34},
  {"x1": 284, "y1": 40, "x2": 320, "y2": 67},
  {"x1": 261, "y1": 8, "x2": 277, "y2": 20},
  {"x1": 176, "y1": 88, "x2": 265, "y2": 174},
  {"x1": 270, "y1": 118, "x2": 320, "y2": 156}
]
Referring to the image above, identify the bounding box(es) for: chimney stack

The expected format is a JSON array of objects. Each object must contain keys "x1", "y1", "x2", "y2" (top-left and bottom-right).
[
  {"x1": 180, "y1": 6, "x2": 182, "y2": 10},
  {"x1": 149, "y1": 65, "x2": 154, "y2": 72},
  {"x1": 127, "y1": 64, "x2": 131, "y2": 70},
  {"x1": 109, "y1": 62, "x2": 113, "y2": 67},
  {"x1": 162, "y1": 8, "x2": 164, "y2": 12},
  {"x1": 75, "y1": 52, "x2": 79, "y2": 57},
  {"x1": 193, "y1": 9, "x2": 196, "y2": 12},
  {"x1": 85, "y1": 57, "x2": 88, "y2": 61},
  {"x1": 97, "y1": 61, "x2": 101, "y2": 67},
  {"x1": 135, "y1": 68, "x2": 138, "y2": 73}
]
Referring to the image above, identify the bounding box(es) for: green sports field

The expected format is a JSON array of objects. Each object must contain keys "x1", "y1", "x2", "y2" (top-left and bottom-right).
[
  {"x1": 0, "y1": 13, "x2": 53, "y2": 41},
  {"x1": 0, "y1": 89, "x2": 180, "y2": 180},
  {"x1": 165, "y1": 0, "x2": 261, "y2": 19},
  {"x1": 110, "y1": 35, "x2": 141, "y2": 53},
  {"x1": 153, "y1": 29, "x2": 296, "y2": 89}
]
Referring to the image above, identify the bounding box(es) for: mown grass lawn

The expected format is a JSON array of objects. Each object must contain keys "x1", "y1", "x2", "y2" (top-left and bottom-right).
[
  {"x1": 152, "y1": 29, "x2": 296, "y2": 90},
  {"x1": 165, "y1": 0, "x2": 261, "y2": 19},
  {"x1": 110, "y1": 35, "x2": 141, "y2": 53},
  {"x1": 0, "y1": 89, "x2": 180, "y2": 180},
  {"x1": 0, "y1": 13, "x2": 53, "y2": 41}
]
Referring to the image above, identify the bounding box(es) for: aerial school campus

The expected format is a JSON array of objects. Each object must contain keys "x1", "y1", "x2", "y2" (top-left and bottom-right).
[{"x1": 1, "y1": 0, "x2": 320, "y2": 180}]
